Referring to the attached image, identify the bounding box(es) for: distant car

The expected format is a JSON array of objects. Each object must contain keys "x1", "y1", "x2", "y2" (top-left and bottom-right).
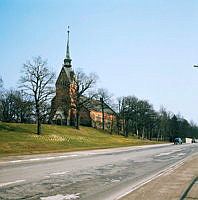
[
  {"x1": 192, "y1": 138, "x2": 198, "y2": 143},
  {"x1": 174, "y1": 138, "x2": 182, "y2": 145}
]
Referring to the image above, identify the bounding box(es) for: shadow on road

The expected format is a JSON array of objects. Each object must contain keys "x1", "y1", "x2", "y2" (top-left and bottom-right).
[{"x1": 179, "y1": 176, "x2": 198, "y2": 200}]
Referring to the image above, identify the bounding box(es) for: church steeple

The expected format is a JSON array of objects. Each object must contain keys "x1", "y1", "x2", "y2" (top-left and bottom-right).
[
  {"x1": 66, "y1": 26, "x2": 70, "y2": 59},
  {"x1": 64, "y1": 26, "x2": 72, "y2": 68}
]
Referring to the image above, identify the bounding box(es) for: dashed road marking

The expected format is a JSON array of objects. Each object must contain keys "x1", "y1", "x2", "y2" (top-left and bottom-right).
[
  {"x1": 155, "y1": 149, "x2": 186, "y2": 157},
  {"x1": 50, "y1": 171, "x2": 69, "y2": 176},
  {"x1": 178, "y1": 153, "x2": 186, "y2": 156},
  {"x1": 0, "y1": 155, "x2": 78, "y2": 164},
  {"x1": 111, "y1": 179, "x2": 120, "y2": 183},
  {"x1": 0, "y1": 179, "x2": 25, "y2": 187},
  {"x1": 40, "y1": 193, "x2": 80, "y2": 200}
]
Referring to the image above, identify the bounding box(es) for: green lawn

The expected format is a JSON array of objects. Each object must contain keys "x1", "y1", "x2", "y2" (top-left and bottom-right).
[{"x1": 0, "y1": 122, "x2": 162, "y2": 157}]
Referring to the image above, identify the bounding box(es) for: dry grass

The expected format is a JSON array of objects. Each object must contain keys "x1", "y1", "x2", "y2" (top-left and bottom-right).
[{"x1": 0, "y1": 122, "x2": 162, "y2": 157}]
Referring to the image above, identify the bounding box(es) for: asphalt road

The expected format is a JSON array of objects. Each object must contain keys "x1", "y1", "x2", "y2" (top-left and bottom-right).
[{"x1": 0, "y1": 143, "x2": 198, "y2": 200}]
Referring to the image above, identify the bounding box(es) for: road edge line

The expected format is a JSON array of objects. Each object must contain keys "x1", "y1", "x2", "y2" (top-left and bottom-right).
[{"x1": 116, "y1": 152, "x2": 198, "y2": 200}]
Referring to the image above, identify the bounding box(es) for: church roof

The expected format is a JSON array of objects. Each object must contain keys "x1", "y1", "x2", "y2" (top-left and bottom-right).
[
  {"x1": 83, "y1": 98, "x2": 117, "y2": 115},
  {"x1": 63, "y1": 66, "x2": 75, "y2": 83}
]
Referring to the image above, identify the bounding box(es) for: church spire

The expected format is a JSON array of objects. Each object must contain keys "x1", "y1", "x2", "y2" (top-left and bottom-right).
[
  {"x1": 66, "y1": 26, "x2": 70, "y2": 59},
  {"x1": 64, "y1": 26, "x2": 72, "y2": 68}
]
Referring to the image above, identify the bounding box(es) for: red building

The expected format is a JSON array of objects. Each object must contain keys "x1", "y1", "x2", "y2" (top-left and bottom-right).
[{"x1": 50, "y1": 29, "x2": 118, "y2": 132}]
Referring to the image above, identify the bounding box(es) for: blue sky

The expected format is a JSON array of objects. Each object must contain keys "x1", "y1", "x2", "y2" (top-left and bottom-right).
[{"x1": 1, "y1": 0, "x2": 198, "y2": 123}]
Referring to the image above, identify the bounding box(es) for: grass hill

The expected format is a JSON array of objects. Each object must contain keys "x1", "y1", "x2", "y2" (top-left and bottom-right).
[{"x1": 0, "y1": 122, "x2": 162, "y2": 157}]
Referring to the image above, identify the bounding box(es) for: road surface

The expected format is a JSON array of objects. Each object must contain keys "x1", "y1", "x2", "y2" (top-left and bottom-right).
[{"x1": 0, "y1": 143, "x2": 198, "y2": 200}]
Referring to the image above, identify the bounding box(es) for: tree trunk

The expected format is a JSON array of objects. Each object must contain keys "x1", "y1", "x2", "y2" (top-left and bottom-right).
[
  {"x1": 125, "y1": 119, "x2": 128, "y2": 137},
  {"x1": 37, "y1": 119, "x2": 41, "y2": 135},
  {"x1": 36, "y1": 103, "x2": 41, "y2": 135},
  {"x1": 100, "y1": 98, "x2": 105, "y2": 130},
  {"x1": 75, "y1": 109, "x2": 80, "y2": 130},
  {"x1": 136, "y1": 128, "x2": 139, "y2": 137},
  {"x1": 157, "y1": 130, "x2": 160, "y2": 141},
  {"x1": 122, "y1": 115, "x2": 126, "y2": 136},
  {"x1": 142, "y1": 127, "x2": 144, "y2": 139},
  {"x1": 117, "y1": 117, "x2": 120, "y2": 135},
  {"x1": 149, "y1": 128, "x2": 152, "y2": 140},
  {"x1": 110, "y1": 118, "x2": 113, "y2": 134}
]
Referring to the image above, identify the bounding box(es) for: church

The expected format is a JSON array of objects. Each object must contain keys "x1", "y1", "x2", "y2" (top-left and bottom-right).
[{"x1": 50, "y1": 28, "x2": 119, "y2": 132}]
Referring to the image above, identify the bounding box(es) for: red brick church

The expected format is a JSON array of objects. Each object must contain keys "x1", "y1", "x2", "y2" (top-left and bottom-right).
[{"x1": 50, "y1": 29, "x2": 118, "y2": 131}]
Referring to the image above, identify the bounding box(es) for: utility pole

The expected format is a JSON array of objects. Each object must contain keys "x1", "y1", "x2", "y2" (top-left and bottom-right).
[{"x1": 100, "y1": 97, "x2": 105, "y2": 130}]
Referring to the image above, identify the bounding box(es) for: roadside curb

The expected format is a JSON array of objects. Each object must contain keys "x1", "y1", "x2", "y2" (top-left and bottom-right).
[{"x1": 119, "y1": 152, "x2": 198, "y2": 200}]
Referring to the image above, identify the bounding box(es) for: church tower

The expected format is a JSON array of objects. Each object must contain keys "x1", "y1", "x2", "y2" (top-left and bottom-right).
[
  {"x1": 50, "y1": 27, "x2": 77, "y2": 126},
  {"x1": 64, "y1": 26, "x2": 72, "y2": 68}
]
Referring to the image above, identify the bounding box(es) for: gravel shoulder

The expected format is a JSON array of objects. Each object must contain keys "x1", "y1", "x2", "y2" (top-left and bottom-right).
[{"x1": 120, "y1": 152, "x2": 198, "y2": 200}]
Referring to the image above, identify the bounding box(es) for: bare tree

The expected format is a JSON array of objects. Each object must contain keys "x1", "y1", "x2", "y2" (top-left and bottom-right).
[
  {"x1": 0, "y1": 76, "x2": 4, "y2": 99},
  {"x1": 74, "y1": 68, "x2": 98, "y2": 129},
  {"x1": 19, "y1": 57, "x2": 55, "y2": 135},
  {"x1": 0, "y1": 89, "x2": 34, "y2": 123},
  {"x1": 0, "y1": 77, "x2": 3, "y2": 89},
  {"x1": 97, "y1": 88, "x2": 113, "y2": 130},
  {"x1": 0, "y1": 77, "x2": 4, "y2": 120}
]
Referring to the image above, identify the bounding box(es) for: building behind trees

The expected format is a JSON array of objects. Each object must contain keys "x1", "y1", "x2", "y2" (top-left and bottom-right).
[{"x1": 50, "y1": 28, "x2": 118, "y2": 132}]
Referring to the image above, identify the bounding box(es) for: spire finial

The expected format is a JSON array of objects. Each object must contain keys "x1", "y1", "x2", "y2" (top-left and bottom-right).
[
  {"x1": 66, "y1": 26, "x2": 70, "y2": 59},
  {"x1": 67, "y1": 26, "x2": 70, "y2": 40}
]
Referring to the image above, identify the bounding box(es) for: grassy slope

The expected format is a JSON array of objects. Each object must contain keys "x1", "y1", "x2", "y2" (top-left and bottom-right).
[{"x1": 0, "y1": 122, "x2": 161, "y2": 157}]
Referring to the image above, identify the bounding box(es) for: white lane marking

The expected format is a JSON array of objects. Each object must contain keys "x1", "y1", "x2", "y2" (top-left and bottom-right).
[
  {"x1": 163, "y1": 161, "x2": 184, "y2": 175},
  {"x1": 1, "y1": 155, "x2": 78, "y2": 164},
  {"x1": 10, "y1": 160, "x2": 25, "y2": 163},
  {"x1": 0, "y1": 179, "x2": 25, "y2": 187},
  {"x1": 178, "y1": 153, "x2": 185, "y2": 156},
  {"x1": 155, "y1": 149, "x2": 185, "y2": 157},
  {"x1": 115, "y1": 159, "x2": 187, "y2": 200},
  {"x1": 111, "y1": 179, "x2": 120, "y2": 183},
  {"x1": 29, "y1": 158, "x2": 40, "y2": 161},
  {"x1": 45, "y1": 157, "x2": 56, "y2": 160},
  {"x1": 156, "y1": 152, "x2": 173, "y2": 156},
  {"x1": 50, "y1": 171, "x2": 69, "y2": 176},
  {"x1": 67, "y1": 155, "x2": 78, "y2": 158},
  {"x1": 58, "y1": 155, "x2": 78, "y2": 158},
  {"x1": 0, "y1": 144, "x2": 172, "y2": 165},
  {"x1": 58, "y1": 155, "x2": 69, "y2": 158},
  {"x1": 40, "y1": 193, "x2": 80, "y2": 200}
]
